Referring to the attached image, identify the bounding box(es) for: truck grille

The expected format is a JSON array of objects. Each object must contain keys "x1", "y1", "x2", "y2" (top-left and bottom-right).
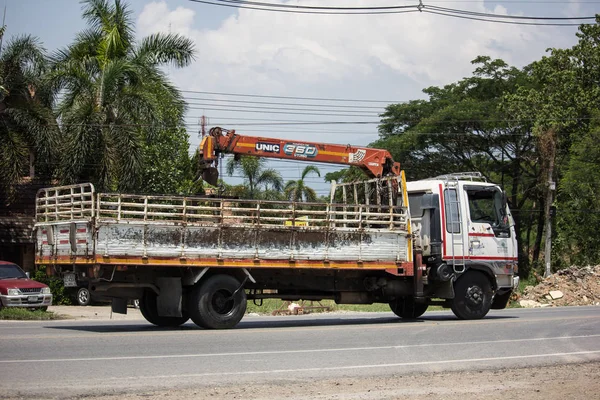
[{"x1": 20, "y1": 288, "x2": 42, "y2": 294}]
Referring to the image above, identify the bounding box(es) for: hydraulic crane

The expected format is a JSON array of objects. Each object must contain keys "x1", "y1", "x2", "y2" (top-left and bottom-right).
[{"x1": 199, "y1": 127, "x2": 401, "y2": 186}]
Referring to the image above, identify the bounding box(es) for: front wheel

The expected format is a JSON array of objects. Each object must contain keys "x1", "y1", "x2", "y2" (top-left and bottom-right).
[
  {"x1": 451, "y1": 271, "x2": 493, "y2": 320},
  {"x1": 188, "y1": 274, "x2": 247, "y2": 329},
  {"x1": 139, "y1": 290, "x2": 189, "y2": 327},
  {"x1": 389, "y1": 297, "x2": 428, "y2": 319}
]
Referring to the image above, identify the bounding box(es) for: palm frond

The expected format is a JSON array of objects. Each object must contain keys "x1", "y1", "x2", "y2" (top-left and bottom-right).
[
  {"x1": 301, "y1": 165, "x2": 320, "y2": 180},
  {"x1": 135, "y1": 33, "x2": 195, "y2": 68},
  {"x1": 257, "y1": 168, "x2": 283, "y2": 192}
]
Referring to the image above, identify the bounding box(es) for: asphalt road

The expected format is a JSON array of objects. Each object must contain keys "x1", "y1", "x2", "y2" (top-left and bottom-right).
[{"x1": 1, "y1": 306, "x2": 599, "y2": 398}]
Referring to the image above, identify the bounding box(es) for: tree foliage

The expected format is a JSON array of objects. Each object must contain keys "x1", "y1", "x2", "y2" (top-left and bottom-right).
[
  {"x1": 225, "y1": 156, "x2": 283, "y2": 199},
  {"x1": 0, "y1": 35, "x2": 58, "y2": 197},
  {"x1": 284, "y1": 165, "x2": 320, "y2": 202},
  {"x1": 48, "y1": 0, "x2": 195, "y2": 191}
]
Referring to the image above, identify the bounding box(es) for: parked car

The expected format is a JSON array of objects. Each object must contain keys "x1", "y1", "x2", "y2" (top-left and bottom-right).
[{"x1": 0, "y1": 261, "x2": 52, "y2": 311}]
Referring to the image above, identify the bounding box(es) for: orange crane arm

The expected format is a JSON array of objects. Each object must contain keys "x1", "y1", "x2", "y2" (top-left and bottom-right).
[{"x1": 199, "y1": 127, "x2": 400, "y2": 185}]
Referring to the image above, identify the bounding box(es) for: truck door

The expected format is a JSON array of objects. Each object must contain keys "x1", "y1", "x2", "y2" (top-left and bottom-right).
[{"x1": 463, "y1": 185, "x2": 517, "y2": 263}]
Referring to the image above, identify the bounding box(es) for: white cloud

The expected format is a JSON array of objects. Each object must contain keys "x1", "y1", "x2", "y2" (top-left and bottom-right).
[{"x1": 137, "y1": 0, "x2": 581, "y2": 98}]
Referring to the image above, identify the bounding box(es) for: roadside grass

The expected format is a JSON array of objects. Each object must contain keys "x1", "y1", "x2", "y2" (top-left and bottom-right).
[
  {"x1": 0, "y1": 308, "x2": 61, "y2": 320},
  {"x1": 246, "y1": 299, "x2": 444, "y2": 315}
]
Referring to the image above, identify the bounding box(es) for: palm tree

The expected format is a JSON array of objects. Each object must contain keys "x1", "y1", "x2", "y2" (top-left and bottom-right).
[
  {"x1": 0, "y1": 34, "x2": 58, "y2": 197},
  {"x1": 226, "y1": 156, "x2": 283, "y2": 199},
  {"x1": 49, "y1": 0, "x2": 195, "y2": 190},
  {"x1": 284, "y1": 165, "x2": 321, "y2": 202}
]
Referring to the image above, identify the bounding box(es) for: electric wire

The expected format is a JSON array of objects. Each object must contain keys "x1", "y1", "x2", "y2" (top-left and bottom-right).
[
  {"x1": 423, "y1": 9, "x2": 588, "y2": 26},
  {"x1": 187, "y1": 0, "x2": 598, "y2": 25},
  {"x1": 186, "y1": 97, "x2": 390, "y2": 111},
  {"x1": 180, "y1": 90, "x2": 400, "y2": 104},
  {"x1": 426, "y1": 4, "x2": 596, "y2": 20},
  {"x1": 188, "y1": 0, "x2": 421, "y2": 15}
]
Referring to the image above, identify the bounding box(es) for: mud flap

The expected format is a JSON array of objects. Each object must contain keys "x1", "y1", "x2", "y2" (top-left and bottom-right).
[
  {"x1": 111, "y1": 298, "x2": 128, "y2": 315},
  {"x1": 156, "y1": 277, "x2": 183, "y2": 317},
  {"x1": 491, "y1": 290, "x2": 512, "y2": 309}
]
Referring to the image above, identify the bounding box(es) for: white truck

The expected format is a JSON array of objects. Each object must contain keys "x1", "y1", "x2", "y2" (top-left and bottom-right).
[{"x1": 34, "y1": 128, "x2": 518, "y2": 328}]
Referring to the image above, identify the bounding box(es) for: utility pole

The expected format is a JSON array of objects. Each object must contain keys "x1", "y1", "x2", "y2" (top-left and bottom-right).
[
  {"x1": 0, "y1": 2, "x2": 7, "y2": 56},
  {"x1": 542, "y1": 129, "x2": 556, "y2": 278},
  {"x1": 200, "y1": 115, "x2": 207, "y2": 137}
]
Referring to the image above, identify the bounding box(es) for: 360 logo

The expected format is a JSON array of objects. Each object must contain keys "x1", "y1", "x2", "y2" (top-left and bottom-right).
[{"x1": 283, "y1": 143, "x2": 318, "y2": 158}]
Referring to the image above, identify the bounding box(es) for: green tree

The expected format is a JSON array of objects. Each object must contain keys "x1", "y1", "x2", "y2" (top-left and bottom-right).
[
  {"x1": 284, "y1": 165, "x2": 320, "y2": 202},
  {"x1": 225, "y1": 156, "x2": 283, "y2": 199},
  {"x1": 0, "y1": 34, "x2": 58, "y2": 197},
  {"x1": 49, "y1": 0, "x2": 194, "y2": 191},
  {"x1": 556, "y1": 125, "x2": 600, "y2": 266},
  {"x1": 137, "y1": 125, "x2": 195, "y2": 195}
]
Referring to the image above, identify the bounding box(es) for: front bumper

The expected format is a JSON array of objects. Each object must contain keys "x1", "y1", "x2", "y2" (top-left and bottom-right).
[{"x1": 0, "y1": 294, "x2": 53, "y2": 308}]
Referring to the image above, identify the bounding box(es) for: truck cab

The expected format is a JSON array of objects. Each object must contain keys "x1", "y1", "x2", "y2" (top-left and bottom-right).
[{"x1": 406, "y1": 172, "x2": 519, "y2": 318}]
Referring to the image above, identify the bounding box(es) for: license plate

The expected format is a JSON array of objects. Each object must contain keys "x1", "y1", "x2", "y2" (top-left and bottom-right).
[
  {"x1": 28, "y1": 296, "x2": 39, "y2": 302},
  {"x1": 63, "y1": 273, "x2": 77, "y2": 287}
]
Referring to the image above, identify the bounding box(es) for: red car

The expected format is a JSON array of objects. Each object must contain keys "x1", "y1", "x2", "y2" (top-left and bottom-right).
[{"x1": 0, "y1": 261, "x2": 52, "y2": 311}]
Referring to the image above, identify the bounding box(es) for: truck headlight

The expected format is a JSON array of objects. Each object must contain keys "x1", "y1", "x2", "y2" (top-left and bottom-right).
[
  {"x1": 41, "y1": 287, "x2": 51, "y2": 294},
  {"x1": 7, "y1": 289, "x2": 20, "y2": 296}
]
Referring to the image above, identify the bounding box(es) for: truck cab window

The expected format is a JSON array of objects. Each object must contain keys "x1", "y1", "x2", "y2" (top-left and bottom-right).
[
  {"x1": 467, "y1": 190, "x2": 499, "y2": 226},
  {"x1": 408, "y1": 193, "x2": 425, "y2": 219},
  {"x1": 444, "y1": 189, "x2": 460, "y2": 233}
]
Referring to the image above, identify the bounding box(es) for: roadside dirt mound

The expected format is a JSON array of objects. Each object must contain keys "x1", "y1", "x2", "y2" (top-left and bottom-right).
[{"x1": 520, "y1": 265, "x2": 600, "y2": 307}]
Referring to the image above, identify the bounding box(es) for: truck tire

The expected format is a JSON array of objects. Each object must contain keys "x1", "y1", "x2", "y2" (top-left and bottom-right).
[
  {"x1": 188, "y1": 274, "x2": 247, "y2": 329},
  {"x1": 451, "y1": 271, "x2": 493, "y2": 320},
  {"x1": 389, "y1": 297, "x2": 428, "y2": 319},
  {"x1": 139, "y1": 290, "x2": 189, "y2": 327},
  {"x1": 77, "y1": 288, "x2": 91, "y2": 306}
]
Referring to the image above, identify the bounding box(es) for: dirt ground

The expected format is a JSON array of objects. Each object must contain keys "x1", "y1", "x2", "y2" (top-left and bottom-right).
[{"x1": 63, "y1": 361, "x2": 599, "y2": 400}]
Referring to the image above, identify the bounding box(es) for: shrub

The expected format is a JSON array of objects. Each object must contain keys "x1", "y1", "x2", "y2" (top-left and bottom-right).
[{"x1": 31, "y1": 268, "x2": 72, "y2": 305}]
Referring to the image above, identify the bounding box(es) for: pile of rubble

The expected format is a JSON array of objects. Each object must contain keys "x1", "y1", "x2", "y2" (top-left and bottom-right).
[{"x1": 518, "y1": 265, "x2": 600, "y2": 308}]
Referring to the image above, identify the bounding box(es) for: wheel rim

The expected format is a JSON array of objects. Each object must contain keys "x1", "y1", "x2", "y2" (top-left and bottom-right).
[
  {"x1": 465, "y1": 285, "x2": 484, "y2": 307},
  {"x1": 78, "y1": 289, "x2": 89, "y2": 304},
  {"x1": 211, "y1": 289, "x2": 235, "y2": 315}
]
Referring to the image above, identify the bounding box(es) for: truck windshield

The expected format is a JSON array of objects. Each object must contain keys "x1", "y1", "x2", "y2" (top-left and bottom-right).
[{"x1": 0, "y1": 264, "x2": 27, "y2": 279}]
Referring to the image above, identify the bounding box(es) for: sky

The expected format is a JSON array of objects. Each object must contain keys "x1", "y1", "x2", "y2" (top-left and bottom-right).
[{"x1": 5, "y1": 0, "x2": 597, "y2": 195}]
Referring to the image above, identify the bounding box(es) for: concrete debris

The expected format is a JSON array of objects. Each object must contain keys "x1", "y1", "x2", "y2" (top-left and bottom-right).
[
  {"x1": 520, "y1": 265, "x2": 600, "y2": 307},
  {"x1": 519, "y1": 300, "x2": 543, "y2": 308},
  {"x1": 549, "y1": 290, "x2": 564, "y2": 300}
]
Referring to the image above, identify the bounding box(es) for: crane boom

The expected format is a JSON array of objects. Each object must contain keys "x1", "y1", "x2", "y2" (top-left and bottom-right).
[{"x1": 199, "y1": 127, "x2": 401, "y2": 185}]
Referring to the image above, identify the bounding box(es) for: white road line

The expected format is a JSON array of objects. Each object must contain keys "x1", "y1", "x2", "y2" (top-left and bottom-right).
[
  {"x1": 102, "y1": 350, "x2": 600, "y2": 380},
  {"x1": 2, "y1": 334, "x2": 599, "y2": 364}
]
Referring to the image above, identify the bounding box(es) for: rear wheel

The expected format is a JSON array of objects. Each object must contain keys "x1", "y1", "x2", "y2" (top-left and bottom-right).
[
  {"x1": 139, "y1": 290, "x2": 189, "y2": 327},
  {"x1": 188, "y1": 274, "x2": 247, "y2": 329},
  {"x1": 389, "y1": 297, "x2": 428, "y2": 319},
  {"x1": 451, "y1": 271, "x2": 493, "y2": 320}
]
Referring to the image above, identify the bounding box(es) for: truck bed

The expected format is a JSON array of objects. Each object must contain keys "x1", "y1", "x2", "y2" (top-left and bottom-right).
[{"x1": 34, "y1": 183, "x2": 413, "y2": 275}]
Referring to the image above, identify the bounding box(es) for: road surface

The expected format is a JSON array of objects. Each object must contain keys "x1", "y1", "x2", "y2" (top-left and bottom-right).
[{"x1": 0, "y1": 306, "x2": 599, "y2": 399}]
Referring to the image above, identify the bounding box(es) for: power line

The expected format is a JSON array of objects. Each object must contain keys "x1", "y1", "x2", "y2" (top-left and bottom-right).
[
  {"x1": 204, "y1": 0, "x2": 419, "y2": 12},
  {"x1": 186, "y1": 104, "x2": 379, "y2": 117},
  {"x1": 188, "y1": 0, "x2": 598, "y2": 25},
  {"x1": 187, "y1": 97, "x2": 390, "y2": 111},
  {"x1": 423, "y1": 9, "x2": 589, "y2": 26},
  {"x1": 180, "y1": 89, "x2": 400, "y2": 104},
  {"x1": 188, "y1": 0, "x2": 421, "y2": 15},
  {"x1": 427, "y1": 4, "x2": 596, "y2": 20}
]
